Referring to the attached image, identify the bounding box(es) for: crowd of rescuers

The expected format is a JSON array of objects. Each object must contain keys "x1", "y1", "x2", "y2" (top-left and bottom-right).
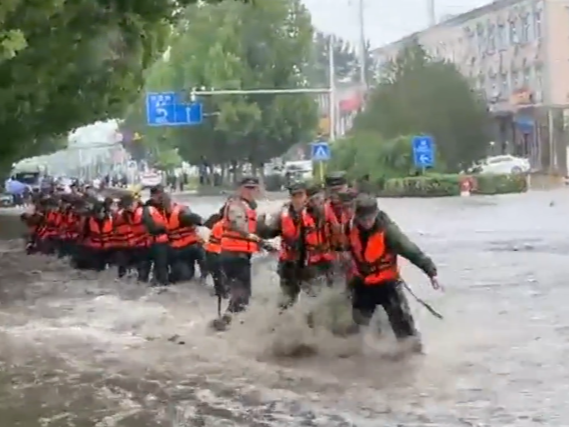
[{"x1": 20, "y1": 172, "x2": 442, "y2": 351}]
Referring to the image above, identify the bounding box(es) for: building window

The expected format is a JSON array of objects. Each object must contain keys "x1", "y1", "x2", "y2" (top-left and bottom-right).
[
  {"x1": 520, "y1": 14, "x2": 530, "y2": 42},
  {"x1": 523, "y1": 66, "x2": 531, "y2": 87},
  {"x1": 487, "y1": 23, "x2": 496, "y2": 52},
  {"x1": 509, "y1": 18, "x2": 518, "y2": 44},
  {"x1": 476, "y1": 23, "x2": 485, "y2": 52},
  {"x1": 497, "y1": 23, "x2": 506, "y2": 49},
  {"x1": 478, "y1": 75, "x2": 486, "y2": 91},
  {"x1": 501, "y1": 72, "x2": 510, "y2": 98},
  {"x1": 532, "y1": 65, "x2": 543, "y2": 101},
  {"x1": 534, "y1": 8, "x2": 542, "y2": 39},
  {"x1": 512, "y1": 69, "x2": 520, "y2": 89},
  {"x1": 489, "y1": 73, "x2": 498, "y2": 98}
]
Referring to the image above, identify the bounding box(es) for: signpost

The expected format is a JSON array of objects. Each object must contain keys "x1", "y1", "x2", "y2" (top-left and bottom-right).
[
  {"x1": 145, "y1": 92, "x2": 203, "y2": 126},
  {"x1": 412, "y1": 135, "x2": 435, "y2": 171},
  {"x1": 311, "y1": 141, "x2": 331, "y2": 183}
]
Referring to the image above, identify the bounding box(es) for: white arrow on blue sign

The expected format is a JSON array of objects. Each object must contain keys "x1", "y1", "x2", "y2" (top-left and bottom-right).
[
  {"x1": 412, "y1": 135, "x2": 434, "y2": 168},
  {"x1": 145, "y1": 92, "x2": 203, "y2": 126},
  {"x1": 311, "y1": 142, "x2": 331, "y2": 161}
]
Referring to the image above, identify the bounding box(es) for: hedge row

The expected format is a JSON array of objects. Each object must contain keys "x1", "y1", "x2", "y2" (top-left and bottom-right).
[
  {"x1": 377, "y1": 173, "x2": 527, "y2": 197},
  {"x1": 261, "y1": 172, "x2": 527, "y2": 196}
]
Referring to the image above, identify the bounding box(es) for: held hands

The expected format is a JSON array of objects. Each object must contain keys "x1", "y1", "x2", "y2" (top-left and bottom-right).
[{"x1": 260, "y1": 239, "x2": 278, "y2": 253}]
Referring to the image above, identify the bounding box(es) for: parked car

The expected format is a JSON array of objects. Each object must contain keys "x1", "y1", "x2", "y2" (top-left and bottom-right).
[
  {"x1": 466, "y1": 155, "x2": 530, "y2": 175},
  {"x1": 0, "y1": 193, "x2": 15, "y2": 207},
  {"x1": 140, "y1": 170, "x2": 163, "y2": 189}
]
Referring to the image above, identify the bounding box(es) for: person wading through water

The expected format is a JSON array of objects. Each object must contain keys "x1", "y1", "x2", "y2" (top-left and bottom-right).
[
  {"x1": 343, "y1": 194, "x2": 442, "y2": 353},
  {"x1": 211, "y1": 176, "x2": 276, "y2": 331}
]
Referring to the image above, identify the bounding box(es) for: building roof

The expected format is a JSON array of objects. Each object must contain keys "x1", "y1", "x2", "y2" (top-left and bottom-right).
[{"x1": 372, "y1": 0, "x2": 526, "y2": 54}]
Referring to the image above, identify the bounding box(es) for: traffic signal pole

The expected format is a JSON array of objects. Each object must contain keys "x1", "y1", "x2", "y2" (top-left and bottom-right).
[{"x1": 189, "y1": 36, "x2": 337, "y2": 140}]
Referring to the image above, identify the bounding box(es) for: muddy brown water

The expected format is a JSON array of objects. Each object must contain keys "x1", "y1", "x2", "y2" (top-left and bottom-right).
[{"x1": 1, "y1": 191, "x2": 568, "y2": 426}]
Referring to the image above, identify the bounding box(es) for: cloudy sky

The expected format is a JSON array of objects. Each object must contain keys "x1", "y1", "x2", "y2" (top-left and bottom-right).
[{"x1": 303, "y1": 0, "x2": 493, "y2": 48}]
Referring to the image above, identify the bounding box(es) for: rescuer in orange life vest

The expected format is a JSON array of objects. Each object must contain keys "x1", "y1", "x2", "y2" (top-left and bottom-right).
[
  {"x1": 203, "y1": 219, "x2": 226, "y2": 298},
  {"x1": 113, "y1": 194, "x2": 152, "y2": 282},
  {"x1": 140, "y1": 185, "x2": 170, "y2": 286},
  {"x1": 344, "y1": 194, "x2": 442, "y2": 352},
  {"x1": 324, "y1": 171, "x2": 350, "y2": 225},
  {"x1": 74, "y1": 201, "x2": 115, "y2": 271},
  {"x1": 142, "y1": 189, "x2": 205, "y2": 286},
  {"x1": 261, "y1": 182, "x2": 340, "y2": 309},
  {"x1": 212, "y1": 176, "x2": 276, "y2": 330}
]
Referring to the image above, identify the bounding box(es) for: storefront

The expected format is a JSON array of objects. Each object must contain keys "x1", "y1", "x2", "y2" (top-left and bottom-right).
[{"x1": 510, "y1": 89, "x2": 541, "y2": 169}]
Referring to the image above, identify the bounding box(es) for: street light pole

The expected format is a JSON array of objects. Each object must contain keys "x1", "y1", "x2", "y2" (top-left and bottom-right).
[
  {"x1": 329, "y1": 35, "x2": 336, "y2": 141},
  {"x1": 358, "y1": 0, "x2": 366, "y2": 89},
  {"x1": 427, "y1": 0, "x2": 436, "y2": 26}
]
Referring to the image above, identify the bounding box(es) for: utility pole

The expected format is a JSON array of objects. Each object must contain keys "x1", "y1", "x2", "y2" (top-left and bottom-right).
[
  {"x1": 329, "y1": 35, "x2": 336, "y2": 140},
  {"x1": 427, "y1": 0, "x2": 436, "y2": 27},
  {"x1": 357, "y1": 0, "x2": 366, "y2": 89}
]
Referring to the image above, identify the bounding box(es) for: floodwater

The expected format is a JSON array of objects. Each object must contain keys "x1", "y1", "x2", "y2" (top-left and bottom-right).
[{"x1": 1, "y1": 191, "x2": 568, "y2": 426}]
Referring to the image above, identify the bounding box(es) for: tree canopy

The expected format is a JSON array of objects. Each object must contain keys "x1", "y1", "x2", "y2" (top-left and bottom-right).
[
  {"x1": 351, "y1": 39, "x2": 490, "y2": 171},
  {"x1": 0, "y1": 0, "x2": 235, "y2": 171},
  {"x1": 121, "y1": 0, "x2": 318, "y2": 171},
  {"x1": 308, "y1": 32, "x2": 374, "y2": 87}
]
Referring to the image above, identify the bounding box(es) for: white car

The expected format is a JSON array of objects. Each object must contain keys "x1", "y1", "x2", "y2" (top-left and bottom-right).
[
  {"x1": 140, "y1": 171, "x2": 162, "y2": 188},
  {"x1": 467, "y1": 155, "x2": 530, "y2": 175},
  {"x1": 283, "y1": 160, "x2": 313, "y2": 180}
]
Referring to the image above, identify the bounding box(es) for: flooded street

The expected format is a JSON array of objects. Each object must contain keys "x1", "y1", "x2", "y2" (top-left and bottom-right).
[{"x1": 1, "y1": 191, "x2": 568, "y2": 426}]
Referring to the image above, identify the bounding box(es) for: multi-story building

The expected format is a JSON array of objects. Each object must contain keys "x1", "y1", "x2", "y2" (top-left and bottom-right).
[{"x1": 372, "y1": 0, "x2": 569, "y2": 172}]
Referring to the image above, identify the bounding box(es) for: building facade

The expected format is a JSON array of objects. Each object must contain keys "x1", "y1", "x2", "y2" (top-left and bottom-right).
[{"x1": 372, "y1": 0, "x2": 569, "y2": 173}]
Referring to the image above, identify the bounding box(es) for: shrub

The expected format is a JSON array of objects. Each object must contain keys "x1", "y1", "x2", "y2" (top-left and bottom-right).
[
  {"x1": 472, "y1": 173, "x2": 527, "y2": 195},
  {"x1": 379, "y1": 174, "x2": 461, "y2": 197},
  {"x1": 375, "y1": 173, "x2": 527, "y2": 197}
]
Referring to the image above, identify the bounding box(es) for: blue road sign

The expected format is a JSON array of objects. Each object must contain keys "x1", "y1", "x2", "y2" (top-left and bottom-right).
[
  {"x1": 146, "y1": 92, "x2": 203, "y2": 126},
  {"x1": 412, "y1": 135, "x2": 434, "y2": 168},
  {"x1": 311, "y1": 142, "x2": 331, "y2": 161}
]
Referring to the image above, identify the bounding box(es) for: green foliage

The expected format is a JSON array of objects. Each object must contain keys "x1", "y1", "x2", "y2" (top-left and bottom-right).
[
  {"x1": 0, "y1": 0, "x2": 237, "y2": 171},
  {"x1": 308, "y1": 32, "x2": 375, "y2": 86},
  {"x1": 376, "y1": 173, "x2": 527, "y2": 197},
  {"x1": 122, "y1": 0, "x2": 318, "y2": 167},
  {"x1": 352, "y1": 39, "x2": 491, "y2": 171},
  {"x1": 473, "y1": 173, "x2": 528, "y2": 194},
  {"x1": 380, "y1": 175, "x2": 461, "y2": 197},
  {"x1": 155, "y1": 148, "x2": 182, "y2": 171},
  {"x1": 329, "y1": 131, "x2": 446, "y2": 184}
]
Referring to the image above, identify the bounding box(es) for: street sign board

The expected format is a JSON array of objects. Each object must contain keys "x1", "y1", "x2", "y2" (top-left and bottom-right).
[
  {"x1": 146, "y1": 92, "x2": 203, "y2": 126},
  {"x1": 412, "y1": 135, "x2": 434, "y2": 168},
  {"x1": 311, "y1": 142, "x2": 331, "y2": 161}
]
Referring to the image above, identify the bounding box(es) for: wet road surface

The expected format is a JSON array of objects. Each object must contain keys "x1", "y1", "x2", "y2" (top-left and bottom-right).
[{"x1": 0, "y1": 191, "x2": 568, "y2": 426}]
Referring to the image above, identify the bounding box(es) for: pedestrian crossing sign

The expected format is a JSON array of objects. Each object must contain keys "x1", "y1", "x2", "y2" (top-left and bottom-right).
[{"x1": 311, "y1": 142, "x2": 330, "y2": 161}]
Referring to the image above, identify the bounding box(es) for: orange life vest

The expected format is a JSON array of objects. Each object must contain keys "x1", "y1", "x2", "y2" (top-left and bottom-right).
[
  {"x1": 164, "y1": 204, "x2": 199, "y2": 248},
  {"x1": 220, "y1": 198, "x2": 259, "y2": 254},
  {"x1": 64, "y1": 211, "x2": 81, "y2": 241},
  {"x1": 279, "y1": 207, "x2": 335, "y2": 264},
  {"x1": 147, "y1": 206, "x2": 169, "y2": 244},
  {"x1": 112, "y1": 209, "x2": 134, "y2": 248},
  {"x1": 42, "y1": 211, "x2": 59, "y2": 238},
  {"x1": 128, "y1": 207, "x2": 150, "y2": 248},
  {"x1": 83, "y1": 217, "x2": 114, "y2": 249},
  {"x1": 149, "y1": 204, "x2": 199, "y2": 248},
  {"x1": 348, "y1": 225, "x2": 399, "y2": 285},
  {"x1": 205, "y1": 220, "x2": 223, "y2": 254}
]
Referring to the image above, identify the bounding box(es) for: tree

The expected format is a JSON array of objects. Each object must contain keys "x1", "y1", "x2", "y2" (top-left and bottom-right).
[
  {"x1": 122, "y1": 0, "x2": 318, "y2": 172},
  {"x1": 309, "y1": 32, "x2": 376, "y2": 87},
  {"x1": 0, "y1": 0, "x2": 243, "y2": 172},
  {"x1": 353, "y1": 39, "x2": 490, "y2": 170}
]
